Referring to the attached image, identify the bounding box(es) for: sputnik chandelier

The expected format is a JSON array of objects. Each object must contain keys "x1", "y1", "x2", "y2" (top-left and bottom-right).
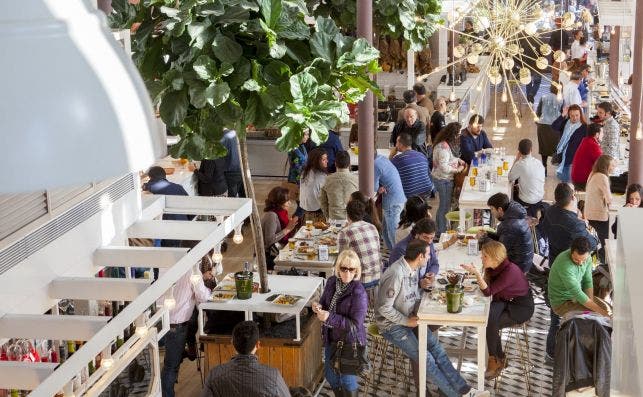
[{"x1": 428, "y1": 0, "x2": 580, "y2": 130}]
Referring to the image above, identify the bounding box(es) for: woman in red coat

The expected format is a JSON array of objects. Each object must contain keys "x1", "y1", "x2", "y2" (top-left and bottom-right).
[{"x1": 571, "y1": 123, "x2": 603, "y2": 190}]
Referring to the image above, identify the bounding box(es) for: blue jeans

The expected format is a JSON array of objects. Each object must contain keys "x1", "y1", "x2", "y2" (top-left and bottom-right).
[
  {"x1": 556, "y1": 165, "x2": 571, "y2": 183},
  {"x1": 382, "y1": 325, "x2": 470, "y2": 397},
  {"x1": 434, "y1": 178, "x2": 454, "y2": 236},
  {"x1": 546, "y1": 309, "x2": 560, "y2": 357},
  {"x1": 526, "y1": 74, "x2": 542, "y2": 103},
  {"x1": 324, "y1": 345, "x2": 359, "y2": 391},
  {"x1": 382, "y1": 203, "x2": 404, "y2": 249},
  {"x1": 161, "y1": 324, "x2": 188, "y2": 397}
]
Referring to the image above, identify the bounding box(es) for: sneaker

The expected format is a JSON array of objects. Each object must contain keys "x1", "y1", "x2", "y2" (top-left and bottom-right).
[{"x1": 466, "y1": 389, "x2": 490, "y2": 397}]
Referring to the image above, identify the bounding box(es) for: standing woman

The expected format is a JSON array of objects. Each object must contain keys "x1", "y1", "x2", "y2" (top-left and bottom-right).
[
  {"x1": 536, "y1": 84, "x2": 563, "y2": 174},
  {"x1": 431, "y1": 122, "x2": 466, "y2": 236},
  {"x1": 313, "y1": 250, "x2": 368, "y2": 397},
  {"x1": 551, "y1": 104, "x2": 587, "y2": 182},
  {"x1": 261, "y1": 186, "x2": 299, "y2": 270},
  {"x1": 461, "y1": 241, "x2": 534, "y2": 380},
  {"x1": 429, "y1": 97, "x2": 448, "y2": 144},
  {"x1": 299, "y1": 148, "x2": 329, "y2": 222},
  {"x1": 585, "y1": 155, "x2": 615, "y2": 260}
]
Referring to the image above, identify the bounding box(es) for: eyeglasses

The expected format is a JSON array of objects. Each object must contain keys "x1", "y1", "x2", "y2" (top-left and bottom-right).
[{"x1": 339, "y1": 267, "x2": 357, "y2": 273}]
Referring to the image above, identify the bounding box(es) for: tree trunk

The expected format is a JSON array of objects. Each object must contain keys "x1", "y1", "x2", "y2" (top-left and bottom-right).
[{"x1": 237, "y1": 136, "x2": 270, "y2": 293}]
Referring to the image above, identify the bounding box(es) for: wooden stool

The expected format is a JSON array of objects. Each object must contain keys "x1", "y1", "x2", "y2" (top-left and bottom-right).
[
  {"x1": 364, "y1": 323, "x2": 413, "y2": 395},
  {"x1": 494, "y1": 322, "x2": 533, "y2": 395}
]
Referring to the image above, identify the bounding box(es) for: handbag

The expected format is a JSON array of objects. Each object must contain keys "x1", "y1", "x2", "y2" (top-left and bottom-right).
[
  {"x1": 329, "y1": 320, "x2": 371, "y2": 377},
  {"x1": 506, "y1": 290, "x2": 535, "y2": 324},
  {"x1": 551, "y1": 152, "x2": 563, "y2": 165}
]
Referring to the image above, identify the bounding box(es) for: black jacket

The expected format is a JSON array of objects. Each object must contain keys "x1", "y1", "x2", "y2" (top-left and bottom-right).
[
  {"x1": 553, "y1": 317, "x2": 611, "y2": 397},
  {"x1": 541, "y1": 204, "x2": 598, "y2": 263},
  {"x1": 390, "y1": 119, "x2": 427, "y2": 155},
  {"x1": 491, "y1": 201, "x2": 534, "y2": 272},
  {"x1": 195, "y1": 158, "x2": 228, "y2": 196}
]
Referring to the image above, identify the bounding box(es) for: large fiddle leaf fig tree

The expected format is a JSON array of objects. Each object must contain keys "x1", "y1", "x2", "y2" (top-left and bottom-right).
[{"x1": 109, "y1": 0, "x2": 380, "y2": 292}]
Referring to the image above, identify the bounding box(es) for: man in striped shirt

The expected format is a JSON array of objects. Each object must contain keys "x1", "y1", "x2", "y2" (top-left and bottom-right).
[{"x1": 391, "y1": 133, "x2": 434, "y2": 199}]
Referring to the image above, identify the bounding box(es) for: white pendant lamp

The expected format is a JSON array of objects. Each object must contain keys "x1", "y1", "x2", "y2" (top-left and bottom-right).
[{"x1": 0, "y1": 0, "x2": 161, "y2": 193}]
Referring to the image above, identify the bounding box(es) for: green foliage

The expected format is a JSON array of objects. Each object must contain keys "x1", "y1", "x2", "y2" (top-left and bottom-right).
[
  {"x1": 109, "y1": 0, "x2": 380, "y2": 159},
  {"x1": 307, "y1": 0, "x2": 442, "y2": 52}
]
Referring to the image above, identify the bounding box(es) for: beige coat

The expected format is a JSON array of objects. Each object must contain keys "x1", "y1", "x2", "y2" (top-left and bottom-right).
[
  {"x1": 584, "y1": 172, "x2": 612, "y2": 221},
  {"x1": 417, "y1": 96, "x2": 434, "y2": 116},
  {"x1": 397, "y1": 103, "x2": 430, "y2": 127},
  {"x1": 319, "y1": 169, "x2": 359, "y2": 220}
]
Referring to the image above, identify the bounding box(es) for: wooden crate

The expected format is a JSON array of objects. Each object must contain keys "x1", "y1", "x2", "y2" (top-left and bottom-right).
[{"x1": 201, "y1": 316, "x2": 323, "y2": 391}]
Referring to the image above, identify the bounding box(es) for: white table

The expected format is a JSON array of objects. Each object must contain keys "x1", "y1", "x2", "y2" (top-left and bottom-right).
[
  {"x1": 198, "y1": 273, "x2": 323, "y2": 341},
  {"x1": 458, "y1": 154, "x2": 515, "y2": 229},
  {"x1": 417, "y1": 244, "x2": 491, "y2": 395},
  {"x1": 349, "y1": 148, "x2": 393, "y2": 167},
  {"x1": 273, "y1": 226, "x2": 340, "y2": 276}
]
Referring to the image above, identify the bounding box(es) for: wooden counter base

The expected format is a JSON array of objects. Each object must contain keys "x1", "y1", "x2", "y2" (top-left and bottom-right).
[{"x1": 200, "y1": 316, "x2": 323, "y2": 391}]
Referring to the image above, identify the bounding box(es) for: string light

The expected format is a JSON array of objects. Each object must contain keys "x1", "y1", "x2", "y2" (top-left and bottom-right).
[
  {"x1": 101, "y1": 347, "x2": 114, "y2": 369},
  {"x1": 501, "y1": 90, "x2": 507, "y2": 103},
  {"x1": 212, "y1": 245, "x2": 223, "y2": 263},
  {"x1": 233, "y1": 225, "x2": 244, "y2": 244},
  {"x1": 134, "y1": 315, "x2": 148, "y2": 338},
  {"x1": 449, "y1": 90, "x2": 456, "y2": 102},
  {"x1": 190, "y1": 264, "x2": 202, "y2": 285}
]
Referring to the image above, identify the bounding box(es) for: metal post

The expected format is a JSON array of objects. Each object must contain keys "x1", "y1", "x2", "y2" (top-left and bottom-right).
[
  {"x1": 407, "y1": 49, "x2": 415, "y2": 89},
  {"x1": 629, "y1": 1, "x2": 643, "y2": 185},
  {"x1": 357, "y1": 0, "x2": 374, "y2": 197},
  {"x1": 609, "y1": 27, "x2": 621, "y2": 86}
]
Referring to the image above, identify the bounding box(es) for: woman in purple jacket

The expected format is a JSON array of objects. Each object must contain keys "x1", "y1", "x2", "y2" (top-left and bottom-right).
[
  {"x1": 312, "y1": 249, "x2": 367, "y2": 397},
  {"x1": 461, "y1": 241, "x2": 534, "y2": 380}
]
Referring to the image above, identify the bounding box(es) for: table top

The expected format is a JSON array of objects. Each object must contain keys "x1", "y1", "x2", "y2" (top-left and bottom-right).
[
  {"x1": 273, "y1": 225, "x2": 341, "y2": 271},
  {"x1": 459, "y1": 154, "x2": 515, "y2": 209},
  {"x1": 349, "y1": 148, "x2": 392, "y2": 166},
  {"x1": 417, "y1": 244, "x2": 490, "y2": 325},
  {"x1": 199, "y1": 273, "x2": 323, "y2": 315}
]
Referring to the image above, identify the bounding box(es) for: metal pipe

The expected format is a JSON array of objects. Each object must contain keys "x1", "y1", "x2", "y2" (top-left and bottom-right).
[
  {"x1": 629, "y1": 1, "x2": 643, "y2": 184},
  {"x1": 357, "y1": 0, "x2": 374, "y2": 197}
]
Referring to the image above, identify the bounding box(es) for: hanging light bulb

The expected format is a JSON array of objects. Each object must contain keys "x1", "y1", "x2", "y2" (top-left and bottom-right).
[
  {"x1": 135, "y1": 315, "x2": 148, "y2": 338},
  {"x1": 536, "y1": 57, "x2": 549, "y2": 70},
  {"x1": 534, "y1": 115, "x2": 540, "y2": 122},
  {"x1": 101, "y1": 347, "x2": 114, "y2": 369},
  {"x1": 516, "y1": 121, "x2": 522, "y2": 128},
  {"x1": 453, "y1": 45, "x2": 465, "y2": 58},
  {"x1": 611, "y1": 26, "x2": 616, "y2": 35},
  {"x1": 190, "y1": 264, "x2": 202, "y2": 285},
  {"x1": 637, "y1": 122, "x2": 643, "y2": 140},
  {"x1": 233, "y1": 225, "x2": 244, "y2": 244},
  {"x1": 164, "y1": 286, "x2": 176, "y2": 310},
  {"x1": 63, "y1": 381, "x2": 75, "y2": 397},
  {"x1": 501, "y1": 90, "x2": 508, "y2": 103},
  {"x1": 524, "y1": 22, "x2": 537, "y2": 35},
  {"x1": 556, "y1": 91, "x2": 563, "y2": 101},
  {"x1": 449, "y1": 90, "x2": 456, "y2": 102},
  {"x1": 212, "y1": 250, "x2": 223, "y2": 263},
  {"x1": 466, "y1": 53, "x2": 480, "y2": 64}
]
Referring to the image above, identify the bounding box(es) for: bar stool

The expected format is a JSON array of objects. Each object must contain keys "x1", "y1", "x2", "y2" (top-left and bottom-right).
[
  {"x1": 445, "y1": 211, "x2": 472, "y2": 231},
  {"x1": 494, "y1": 322, "x2": 533, "y2": 395},
  {"x1": 364, "y1": 323, "x2": 413, "y2": 395}
]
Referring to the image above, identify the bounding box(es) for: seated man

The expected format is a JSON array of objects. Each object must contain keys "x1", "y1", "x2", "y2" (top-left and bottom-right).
[
  {"x1": 484, "y1": 193, "x2": 534, "y2": 273},
  {"x1": 508, "y1": 139, "x2": 545, "y2": 208},
  {"x1": 459, "y1": 115, "x2": 492, "y2": 165},
  {"x1": 338, "y1": 200, "x2": 381, "y2": 290},
  {"x1": 376, "y1": 239, "x2": 489, "y2": 397},
  {"x1": 548, "y1": 237, "x2": 610, "y2": 318},
  {"x1": 201, "y1": 321, "x2": 290, "y2": 397},
  {"x1": 320, "y1": 150, "x2": 359, "y2": 220},
  {"x1": 391, "y1": 133, "x2": 434, "y2": 199}
]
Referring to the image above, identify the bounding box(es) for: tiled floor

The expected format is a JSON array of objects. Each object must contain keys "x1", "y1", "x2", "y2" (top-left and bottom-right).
[{"x1": 175, "y1": 84, "x2": 572, "y2": 397}]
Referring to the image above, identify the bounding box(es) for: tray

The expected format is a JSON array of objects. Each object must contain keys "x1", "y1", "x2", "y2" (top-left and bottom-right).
[
  {"x1": 272, "y1": 294, "x2": 304, "y2": 306},
  {"x1": 211, "y1": 291, "x2": 236, "y2": 302}
]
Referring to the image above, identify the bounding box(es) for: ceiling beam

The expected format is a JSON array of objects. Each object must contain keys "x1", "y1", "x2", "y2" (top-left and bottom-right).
[
  {"x1": 93, "y1": 246, "x2": 188, "y2": 268},
  {"x1": 0, "y1": 362, "x2": 59, "y2": 390},
  {"x1": 126, "y1": 219, "x2": 219, "y2": 240},
  {"x1": 163, "y1": 196, "x2": 252, "y2": 217},
  {"x1": 0, "y1": 314, "x2": 108, "y2": 340},
  {"x1": 49, "y1": 277, "x2": 150, "y2": 301}
]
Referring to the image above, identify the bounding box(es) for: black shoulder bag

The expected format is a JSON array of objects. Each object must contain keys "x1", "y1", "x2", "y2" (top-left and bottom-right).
[{"x1": 329, "y1": 320, "x2": 371, "y2": 377}]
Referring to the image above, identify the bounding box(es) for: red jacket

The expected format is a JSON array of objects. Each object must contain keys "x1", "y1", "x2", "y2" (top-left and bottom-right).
[{"x1": 571, "y1": 137, "x2": 602, "y2": 184}]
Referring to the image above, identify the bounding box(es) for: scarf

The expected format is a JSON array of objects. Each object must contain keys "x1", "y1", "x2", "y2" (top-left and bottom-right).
[
  {"x1": 329, "y1": 278, "x2": 349, "y2": 313},
  {"x1": 556, "y1": 120, "x2": 581, "y2": 173}
]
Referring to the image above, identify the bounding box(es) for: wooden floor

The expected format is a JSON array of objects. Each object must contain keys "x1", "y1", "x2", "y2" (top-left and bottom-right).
[{"x1": 174, "y1": 98, "x2": 562, "y2": 396}]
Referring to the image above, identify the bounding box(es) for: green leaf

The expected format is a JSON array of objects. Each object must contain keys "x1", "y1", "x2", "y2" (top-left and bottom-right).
[
  {"x1": 289, "y1": 72, "x2": 317, "y2": 106},
  {"x1": 263, "y1": 60, "x2": 291, "y2": 85},
  {"x1": 188, "y1": 83, "x2": 209, "y2": 108},
  {"x1": 187, "y1": 19, "x2": 214, "y2": 49},
  {"x1": 198, "y1": 2, "x2": 225, "y2": 16},
  {"x1": 160, "y1": 89, "x2": 189, "y2": 126},
  {"x1": 275, "y1": 122, "x2": 303, "y2": 152},
  {"x1": 207, "y1": 82, "x2": 231, "y2": 107},
  {"x1": 220, "y1": 62, "x2": 234, "y2": 77},
  {"x1": 310, "y1": 17, "x2": 339, "y2": 62},
  {"x1": 307, "y1": 120, "x2": 329, "y2": 144},
  {"x1": 160, "y1": 6, "x2": 179, "y2": 17},
  {"x1": 212, "y1": 32, "x2": 243, "y2": 64},
  {"x1": 227, "y1": 57, "x2": 251, "y2": 88},
  {"x1": 399, "y1": 9, "x2": 416, "y2": 30},
  {"x1": 213, "y1": 5, "x2": 249, "y2": 24},
  {"x1": 258, "y1": 0, "x2": 282, "y2": 29},
  {"x1": 242, "y1": 79, "x2": 261, "y2": 92},
  {"x1": 269, "y1": 41, "x2": 287, "y2": 58},
  {"x1": 193, "y1": 55, "x2": 218, "y2": 81},
  {"x1": 314, "y1": 100, "x2": 348, "y2": 121}
]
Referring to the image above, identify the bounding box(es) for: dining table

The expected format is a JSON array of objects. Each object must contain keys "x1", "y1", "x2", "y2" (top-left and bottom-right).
[{"x1": 417, "y1": 240, "x2": 491, "y2": 396}]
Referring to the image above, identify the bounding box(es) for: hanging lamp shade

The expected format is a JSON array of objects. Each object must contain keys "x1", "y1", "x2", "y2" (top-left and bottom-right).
[{"x1": 0, "y1": 0, "x2": 160, "y2": 193}]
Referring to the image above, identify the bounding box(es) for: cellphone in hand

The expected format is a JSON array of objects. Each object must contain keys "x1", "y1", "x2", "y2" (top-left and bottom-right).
[{"x1": 437, "y1": 278, "x2": 448, "y2": 285}]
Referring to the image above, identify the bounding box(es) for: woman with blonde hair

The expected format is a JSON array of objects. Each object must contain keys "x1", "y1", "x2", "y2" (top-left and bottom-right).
[
  {"x1": 585, "y1": 154, "x2": 615, "y2": 260},
  {"x1": 313, "y1": 250, "x2": 367, "y2": 396},
  {"x1": 461, "y1": 240, "x2": 533, "y2": 380}
]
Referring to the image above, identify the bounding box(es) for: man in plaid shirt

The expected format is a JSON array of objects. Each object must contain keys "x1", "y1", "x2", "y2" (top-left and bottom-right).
[{"x1": 338, "y1": 200, "x2": 381, "y2": 289}]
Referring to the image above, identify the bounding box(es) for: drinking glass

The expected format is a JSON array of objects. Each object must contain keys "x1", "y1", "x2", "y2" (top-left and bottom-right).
[
  {"x1": 469, "y1": 176, "x2": 476, "y2": 187},
  {"x1": 497, "y1": 166, "x2": 503, "y2": 176},
  {"x1": 471, "y1": 167, "x2": 478, "y2": 176},
  {"x1": 306, "y1": 220, "x2": 313, "y2": 231}
]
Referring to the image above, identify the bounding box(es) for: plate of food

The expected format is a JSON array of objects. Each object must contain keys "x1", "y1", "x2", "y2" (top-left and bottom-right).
[
  {"x1": 211, "y1": 291, "x2": 236, "y2": 302},
  {"x1": 214, "y1": 282, "x2": 236, "y2": 291},
  {"x1": 466, "y1": 226, "x2": 496, "y2": 234},
  {"x1": 297, "y1": 246, "x2": 316, "y2": 254},
  {"x1": 463, "y1": 285, "x2": 476, "y2": 292},
  {"x1": 272, "y1": 294, "x2": 303, "y2": 306},
  {"x1": 313, "y1": 221, "x2": 330, "y2": 230},
  {"x1": 318, "y1": 236, "x2": 336, "y2": 245},
  {"x1": 328, "y1": 246, "x2": 339, "y2": 255}
]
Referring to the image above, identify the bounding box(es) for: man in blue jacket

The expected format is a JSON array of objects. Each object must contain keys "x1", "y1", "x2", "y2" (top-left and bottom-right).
[
  {"x1": 541, "y1": 183, "x2": 598, "y2": 360},
  {"x1": 319, "y1": 129, "x2": 344, "y2": 173},
  {"x1": 460, "y1": 114, "x2": 492, "y2": 164},
  {"x1": 388, "y1": 219, "x2": 439, "y2": 289}
]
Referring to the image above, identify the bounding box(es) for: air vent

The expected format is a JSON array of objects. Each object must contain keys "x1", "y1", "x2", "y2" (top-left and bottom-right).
[{"x1": 0, "y1": 174, "x2": 136, "y2": 276}]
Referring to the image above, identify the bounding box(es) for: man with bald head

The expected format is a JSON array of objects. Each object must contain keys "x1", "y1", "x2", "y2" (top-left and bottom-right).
[{"x1": 390, "y1": 107, "x2": 427, "y2": 156}]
